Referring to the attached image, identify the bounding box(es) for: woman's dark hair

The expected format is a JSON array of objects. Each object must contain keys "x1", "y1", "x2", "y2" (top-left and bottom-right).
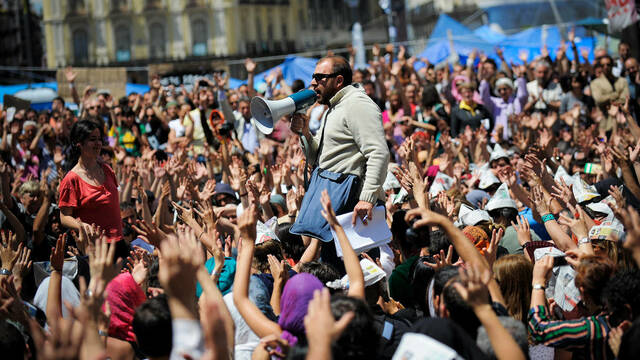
[
  {"x1": 604, "y1": 269, "x2": 640, "y2": 327},
  {"x1": 276, "y1": 223, "x2": 305, "y2": 262},
  {"x1": 408, "y1": 255, "x2": 436, "y2": 314},
  {"x1": 574, "y1": 256, "x2": 615, "y2": 309},
  {"x1": 421, "y1": 84, "x2": 440, "y2": 108},
  {"x1": 253, "y1": 239, "x2": 284, "y2": 273},
  {"x1": 66, "y1": 120, "x2": 102, "y2": 171},
  {"x1": 428, "y1": 230, "x2": 458, "y2": 263},
  {"x1": 297, "y1": 261, "x2": 341, "y2": 286},
  {"x1": 488, "y1": 208, "x2": 518, "y2": 226},
  {"x1": 133, "y1": 295, "x2": 172, "y2": 358},
  {"x1": 0, "y1": 320, "x2": 26, "y2": 360},
  {"x1": 330, "y1": 295, "x2": 378, "y2": 360}
]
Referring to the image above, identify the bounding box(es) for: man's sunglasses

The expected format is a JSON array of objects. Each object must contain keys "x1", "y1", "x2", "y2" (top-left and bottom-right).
[{"x1": 312, "y1": 72, "x2": 340, "y2": 82}]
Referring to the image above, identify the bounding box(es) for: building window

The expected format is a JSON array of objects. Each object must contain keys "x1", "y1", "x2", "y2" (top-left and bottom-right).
[
  {"x1": 69, "y1": 0, "x2": 86, "y2": 15},
  {"x1": 146, "y1": 0, "x2": 162, "y2": 9},
  {"x1": 191, "y1": 19, "x2": 207, "y2": 56},
  {"x1": 112, "y1": 0, "x2": 128, "y2": 12},
  {"x1": 149, "y1": 23, "x2": 165, "y2": 59},
  {"x1": 72, "y1": 28, "x2": 89, "y2": 64},
  {"x1": 267, "y1": 22, "x2": 273, "y2": 52},
  {"x1": 115, "y1": 25, "x2": 131, "y2": 62}
]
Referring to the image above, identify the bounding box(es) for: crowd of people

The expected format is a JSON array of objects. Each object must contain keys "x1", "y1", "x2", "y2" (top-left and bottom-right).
[{"x1": 1, "y1": 32, "x2": 640, "y2": 360}]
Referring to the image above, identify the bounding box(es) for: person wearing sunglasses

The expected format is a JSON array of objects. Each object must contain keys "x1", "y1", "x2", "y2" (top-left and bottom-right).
[{"x1": 290, "y1": 55, "x2": 389, "y2": 247}]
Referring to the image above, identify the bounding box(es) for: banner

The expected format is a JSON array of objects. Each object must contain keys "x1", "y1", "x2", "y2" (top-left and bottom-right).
[
  {"x1": 606, "y1": 0, "x2": 638, "y2": 33},
  {"x1": 56, "y1": 68, "x2": 127, "y2": 102}
]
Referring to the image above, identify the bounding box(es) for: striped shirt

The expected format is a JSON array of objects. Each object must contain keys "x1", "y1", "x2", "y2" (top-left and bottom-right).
[{"x1": 528, "y1": 306, "x2": 612, "y2": 360}]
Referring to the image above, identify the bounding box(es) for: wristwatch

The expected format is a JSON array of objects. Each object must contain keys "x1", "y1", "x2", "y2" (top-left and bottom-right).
[
  {"x1": 0, "y1": 268, "x2": 12, "y2": 276},
  {"x1": 578, "y1": 237, "x2": 590, "y2": 245},
  {"x1": 532, "y1": 283, "x2": 546, "y2": 291}
]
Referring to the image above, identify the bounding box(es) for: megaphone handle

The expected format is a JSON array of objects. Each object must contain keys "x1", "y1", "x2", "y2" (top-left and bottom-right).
[{"x1": 290, "y1": 109, "x2": 307, "y2": 136}]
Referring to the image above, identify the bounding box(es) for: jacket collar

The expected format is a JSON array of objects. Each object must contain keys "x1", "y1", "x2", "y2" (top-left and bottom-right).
[{"x1": 329, "y1": 84, "x2": 360, "y2": 107}]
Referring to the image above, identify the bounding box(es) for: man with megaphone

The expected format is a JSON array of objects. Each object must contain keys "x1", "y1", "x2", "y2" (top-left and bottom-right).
[{"x1": 286, "y1": 55, "x2": 389, "y2": 250}]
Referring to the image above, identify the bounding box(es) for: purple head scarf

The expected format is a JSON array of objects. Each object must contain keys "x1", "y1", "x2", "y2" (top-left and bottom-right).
[{"x1": 277, "y1": 273, "x2": 324, "y2": 346}]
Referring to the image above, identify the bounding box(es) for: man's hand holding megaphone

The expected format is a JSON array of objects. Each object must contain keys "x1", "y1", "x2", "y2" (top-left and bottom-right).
[{"x1": 290, "y1": 113, "x2": 311, "y2": 138}]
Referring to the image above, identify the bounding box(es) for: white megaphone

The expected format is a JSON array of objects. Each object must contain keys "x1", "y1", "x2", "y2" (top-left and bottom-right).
[{"x1": 250, "y1": 89, "x2": 318, "y2": 135}]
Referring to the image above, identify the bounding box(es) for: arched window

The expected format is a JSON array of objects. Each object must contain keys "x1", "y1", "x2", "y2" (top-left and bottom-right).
[
  {"x1": 115, "y1": 25, "x2": 131, "y2": 62},
  {"x1": 149, "y1": 23, "x2": 165, "y2": 59},
  {"x1": 72, "y1": 28, "x2": 89, "y2": 64},
  {"x1": 191, "y1": 19, "x2": 207, "y2": 56}
]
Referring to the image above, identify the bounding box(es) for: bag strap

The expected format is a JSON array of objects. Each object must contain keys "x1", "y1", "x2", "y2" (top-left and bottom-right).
[{"x1": 303, "y1": 107, "x2": 332, "y2": 189}]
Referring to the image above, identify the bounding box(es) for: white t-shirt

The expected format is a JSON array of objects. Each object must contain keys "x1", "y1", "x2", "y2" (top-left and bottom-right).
[{"x1": 168, "y1": 119, "x2": 185, "y2": 138}]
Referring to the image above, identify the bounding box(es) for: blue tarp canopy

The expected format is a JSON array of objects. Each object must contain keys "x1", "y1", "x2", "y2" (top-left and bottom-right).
[
  {"x1": 483, "y1": 0, "x2": 605, "y2": 31},
  {"x1": 417, "y1": 14, "x2": 496, "y2": 65},
  {"x1": 0, "y1": 82, "x2": 153, "y2": 110},
  {"x1": 473, "y1": 25, "x2": 507, "y2": 44},
  {"x1": 499, "y1": 25, "x2": 595, "y2": 63},
  {"x1": 249, "y1": 56, "x2": 318, "y2": 90},
  {"x1": 418, "y1": 14, "x2": 597, "y2": 66}
]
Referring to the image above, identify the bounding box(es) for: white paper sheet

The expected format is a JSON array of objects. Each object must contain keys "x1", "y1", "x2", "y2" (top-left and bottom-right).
[
  {"x1": 392, "y1": 333, "x2": 463, "y2": 360},
  {"x1": 332, "y1": 206, "x2": 392, "y2": 257}
]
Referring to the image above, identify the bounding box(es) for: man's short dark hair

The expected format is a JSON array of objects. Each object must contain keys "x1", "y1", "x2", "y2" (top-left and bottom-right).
[
  {"x1": 291, "y1": 79, "x2": 305, "y2": 93},
  {"x1": 604, "y1": 269, "x2": 640, "y2": 326},
  {"x1": 53, "y1": 96, "x2": 65, "y2": 106},
  {"x1": 599, "y1": 54, "x2": 614, "y2": 65},
  {"x1": 330, "y1": 295, "x2": 378, "y2": 360},
  {"x1": 443, "y1": 277, "x2": 481, "y2": 338},
  {"x1": 133, "y1": 295, "x2": 173, "y2": 357},
  {"x1": 297, "y1": 261, "x2": 341, "y2": 285},
  {"x1": 322, "y1": 56, "x2": 352, "y2": 86},
  {"x1": 0, "y1": 320, "x2": 26, "y2": 360},
  {"x1": 483, "y1": 58, "x2": 497, "y2": 69}
]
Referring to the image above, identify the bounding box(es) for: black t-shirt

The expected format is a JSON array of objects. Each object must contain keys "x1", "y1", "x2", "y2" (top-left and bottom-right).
[{"x1": 372, "y1": 306, "x2": 413, "y2": 360}]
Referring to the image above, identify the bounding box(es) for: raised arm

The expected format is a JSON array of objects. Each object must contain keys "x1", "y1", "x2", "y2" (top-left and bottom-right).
[
  {"x1": 454, "y1": 266, "x2": 526, "y2": 360},
  {"x1": 245, "y1": 58, "x2": 257, "y2": 98},
  {"x1": 46, "y1": 234, "x2": 66, "y2": 325},
  {"x1": 232, "y1": 205, "x2": 282, "y2": 338},
  {"x1": 320, "y1": 190, "x2": 365, "y2": 299}
]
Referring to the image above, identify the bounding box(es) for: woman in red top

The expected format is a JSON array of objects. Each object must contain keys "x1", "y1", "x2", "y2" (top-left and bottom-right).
[{"x1": 59, "y1": 120, "x2": 125, "y2": 256}]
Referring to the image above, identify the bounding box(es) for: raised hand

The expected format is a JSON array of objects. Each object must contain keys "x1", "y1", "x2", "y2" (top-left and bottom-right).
[
  {"x1": 50, "y1": 234, "x2": 66, "y2": 272},
  {"x1": 199, "y1": 179, "x2": 217, "y2": 202},
  {"x1": 88, "y1": 235, "x2": 121, "y2": 287},
  {"x1": 320, "y1": 190, "x2": 339, "y2": 228},
  {"x1": 0, "y1": 231, "x2": 20, "y2": 271},
  {"x1": 529, "y1": 185, "x2": 551, "y2": 215},
  {"x1": 452, "y1": 265, "x2": 492, "y2": 308},
  {"x1": 550, "y1": 178, "x2": 575, "y2": 206},
  {"x1": 482, "y1": 228, "x2": 503, "y2": 268},
  {"x1": 245, "y1": 58, "x2": 257, "y2": 74},
  {"x1": 304, "y1": 288, "x2": 354, "y2": 353},
  {"x1": 64, "y1": 66, "x2": 77, "y2": 83},
  {"x1": 268, "y1": 254, "x2": 289, "y2": 287},
  {"x1": 126, "y1": 248, "x2": 150, "y2": 288},
  {"x1": 511, "y1": 215, "x2": 532, "y2": 246},
  {"x1": 532, "y1": 255, "x2": 554, "y2": 286},
  {"x1": 286, "y1": 189, "x2": 298, "y2": 217},
  {"x1": 423, "y1": 245, "x2": 456, "y2": 271},
  {"x1": 557, "y1": 205, "x2": 589, "y2": 239},
  {"x1": 11, "y1": 246, "x2": 31, "y2": 292},
  {"x1": 237, "y1": 204, "x2": 258, "y2": 242},
  {"x1": 608, "y1": 185, "x2": 626, "y2": 210},
  {"x1": 132, "y1": 220, "x2": 167, "y2": 248},
  {"x1": 200, "y1": 298, "x2": 230, "y2": 360},
  {"x1": 158, "y1": 228, "x2": 203, "y2": 303}
]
